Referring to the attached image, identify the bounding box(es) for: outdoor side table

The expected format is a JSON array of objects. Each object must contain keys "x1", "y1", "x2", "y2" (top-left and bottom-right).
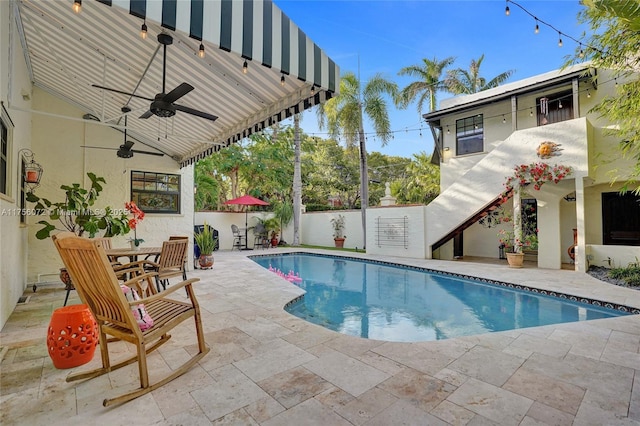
[{"x1": 47, "y1": 304, "x2": 98, "y2": 369}]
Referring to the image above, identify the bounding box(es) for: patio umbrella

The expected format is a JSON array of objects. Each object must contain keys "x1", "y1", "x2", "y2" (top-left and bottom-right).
[{"x1": 224, "y1": 195, "x2": 270, "y2": 249}]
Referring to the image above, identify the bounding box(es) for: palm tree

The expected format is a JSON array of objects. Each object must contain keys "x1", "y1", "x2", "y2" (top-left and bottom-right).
[
  {"x1": 292, "y1": 114, "x2": 302, "y2": 246},
  {"x1": 445, "y1": 54, "x2": 514, "y2": 94},
  {"x1": 397, "y1": 56, "x2": 455, "y2": 115},
  {"x1": 318, "y1": 71, "x2": 398, "y2": 248}
]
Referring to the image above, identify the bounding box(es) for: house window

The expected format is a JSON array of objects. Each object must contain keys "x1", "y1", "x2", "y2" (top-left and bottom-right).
[
  {"x1": 537, "y1": 91, "x2": 573, "y2": 126},
  {"x1": 1, "y1": 117, "x2": 8, "y2": 196},
  {"x1": 456, "y1": 115, "x2": 483, "y2": 155},
  {"x1": 131, "y1": 171, "x2": 181, "y2": 214},
  {"x1": 602, "y1": 192, "x2": 640, "y2": 246}
]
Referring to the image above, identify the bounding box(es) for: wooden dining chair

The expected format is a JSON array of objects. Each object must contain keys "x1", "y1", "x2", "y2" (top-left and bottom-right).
[
  {"x1": 141, "y1": 238, "x2": 189, "y2": 292},
  {"x1": 52, "y1": 232, "x2": 209, "y2": 407},
  {"x1": 169, "y1": 235, "x2": 190, "y2": 272}
]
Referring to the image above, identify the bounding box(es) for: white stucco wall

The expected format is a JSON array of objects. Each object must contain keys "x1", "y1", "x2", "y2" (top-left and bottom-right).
[
  {"x1": 26, "y1": 88, "x2": 194, "y2": 283},
  {"x1": 0, "y1": 0, "x2": 34, "y2": 328},
  {"x1": 365, "y1": 205, "x2": 427, "y2": 258},
  {"x1": 302, "y1": 210, "x2": 363, "y2": 249}
]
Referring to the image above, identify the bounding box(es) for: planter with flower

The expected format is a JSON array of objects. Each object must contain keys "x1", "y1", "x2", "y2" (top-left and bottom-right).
[
  {"x1": 331, "y1": 214, "x2": 346, "y2": 248},
  {"x1": 125, "y1": 201, "x2": 145, "y2": 250},
  {"x1": 499, "y1": 162, "x2": 572, "y2": 268}
]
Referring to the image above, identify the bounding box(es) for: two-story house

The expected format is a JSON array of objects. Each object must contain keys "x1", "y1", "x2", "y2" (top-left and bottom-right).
[{"x1": 421, "y1": 64, "x2": 639, "y2": 272}]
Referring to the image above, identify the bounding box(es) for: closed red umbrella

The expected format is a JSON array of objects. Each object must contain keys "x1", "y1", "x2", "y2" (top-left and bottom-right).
[{"x1": 224, "y1": 195, "x2": 270, "y2": 249}]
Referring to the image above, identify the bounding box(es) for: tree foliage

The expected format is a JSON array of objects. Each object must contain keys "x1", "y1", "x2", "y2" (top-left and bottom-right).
[
  {"x1": 445, "y1": 54, "x2": 515, "y2": 95},
  {"x1": 397, "y1": 56, "x2": 456, "y2": 115},
  {"x1": 570, "y1": 0, "x2": 640, "y2": 192}
]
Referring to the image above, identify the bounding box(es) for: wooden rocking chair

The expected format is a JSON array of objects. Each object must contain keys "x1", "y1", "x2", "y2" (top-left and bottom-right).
[{"x1": 52, "y1": 232, "x2": 209, "y2": 407}]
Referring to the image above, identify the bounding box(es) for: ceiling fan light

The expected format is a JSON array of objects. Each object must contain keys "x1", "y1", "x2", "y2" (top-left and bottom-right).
[
  {"x1": 198, "y1": 43, "x2": 205, "y2": 58},
  {"x1": 72, "y1": 0, "x2": 81, "y2": 13},
  {"x1": 140, "y1": 22, "x2": 148, "y2": 39}
]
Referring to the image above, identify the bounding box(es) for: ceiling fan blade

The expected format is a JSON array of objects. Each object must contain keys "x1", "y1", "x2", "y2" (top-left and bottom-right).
[
  {"x1": 91, "y1": 84, "x2": 154, "y2": 101},
  {"x1": 81, "y1": 145, "x2": 117, "y2": 151},
  {"x1": 174, "y1": 104, "x2": 218, "y2": 122},
  {"x1": 163, "y1": 83, "x2": 194, "y2": 103},
  {"x1": 123, "y1": 140, "x2": 135, "y2": 150},
  {"x1": 131, "y1": 149, "x2": 164, "y2": 157},
  {"x1": 139, "y1": 110, "x2": 154, "y2": 119}
]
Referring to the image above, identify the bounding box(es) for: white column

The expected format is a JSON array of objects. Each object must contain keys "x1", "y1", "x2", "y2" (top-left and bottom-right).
[
  {"x1": 575, "y1": 177, "x2": 587, "y2": 272},
  {"x1": 537, "y1": 197, "x2": 562, "y2": 269}
]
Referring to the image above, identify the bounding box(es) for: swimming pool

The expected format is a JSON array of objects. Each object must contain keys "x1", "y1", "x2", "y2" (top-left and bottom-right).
[{"x1": 251, "y1": 253, "x2": 636, "y2": 342}]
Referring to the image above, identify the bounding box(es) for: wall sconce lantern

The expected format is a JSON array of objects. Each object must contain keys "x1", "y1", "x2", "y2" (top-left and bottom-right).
[{"x1": 19, "y1": 149, "x2": 43, "y2": 192}]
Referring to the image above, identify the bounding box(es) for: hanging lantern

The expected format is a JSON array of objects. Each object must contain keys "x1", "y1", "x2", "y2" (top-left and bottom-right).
[{"x1": 19, "y1": 149, "x2": 43, "y2": 192}]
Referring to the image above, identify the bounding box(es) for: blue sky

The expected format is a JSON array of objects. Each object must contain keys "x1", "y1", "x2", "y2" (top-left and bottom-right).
[{"x1": 276, "y1": 0, "x2": 588, "y2": 158}]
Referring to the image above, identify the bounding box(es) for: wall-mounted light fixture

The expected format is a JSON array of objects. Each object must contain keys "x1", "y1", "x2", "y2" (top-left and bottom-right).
[{"x1": 19, "y1": 149, "x2": 43, "y2": 193}]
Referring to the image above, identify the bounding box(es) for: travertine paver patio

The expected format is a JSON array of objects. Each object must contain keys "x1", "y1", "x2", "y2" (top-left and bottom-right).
[{"x1": 2, "y1": 248, "x2": 640, "y2": 425}]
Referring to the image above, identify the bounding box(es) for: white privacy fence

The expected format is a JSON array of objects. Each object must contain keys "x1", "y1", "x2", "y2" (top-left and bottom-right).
[{"x1": 196, "y1": 205, "x2": 429, "y2": 258}]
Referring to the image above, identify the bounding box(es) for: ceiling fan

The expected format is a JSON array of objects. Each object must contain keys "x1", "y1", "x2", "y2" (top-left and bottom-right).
[
  {"x1": 92, "y1": 33, "x2": 218, "y2": 122},
  {"x1": 82, "y1": 107, "x2": 165, "y2": 159}
]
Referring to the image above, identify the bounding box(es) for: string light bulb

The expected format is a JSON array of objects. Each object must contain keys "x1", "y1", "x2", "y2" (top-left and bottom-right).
[
  {"x1": 140, "y1": 22, "x2": 148, "y2": 39},
  {"x1": 558, "y1": 32, "x2": 563, "y2": 47},
  {"x1": 72, "y1": 0, "x2": 81, "y2": 13},
  {"x1": 529, "y1": 108, "x2": 533, "y2": 117},
  {"x1": 534, "y1": 18, "x2": 539, "y2": 34},
  {"x1": 578, "y1": 44, "x2": 584, "y2": 58},
  {"x1": 310, "y1": 85, "x2": 315, "y2": 95},
  {"x1": 446, "y1": 126, "x2": 450, "y2": 135},
  {"x1": 505, "y1": 2, "x2": 510, "y2": 16},
  {"x1": 587, "y1": 90, "x2": 591, "y2": 98},
  {"x1": 242, "y1": 60, "x2": 248, "y2": 74},
  {"x1": 198, "y1": 43, "x2": 205, "y2": 58},
  {"x1": 614, "y1": 78, "x2": 618, "y2": 87},
  {"x1": 280, "y1": 74, "x2": 285, "y2": 86},
  {"x1": 502, "y1": 115, "x2": 506, "y2": 124},
  {"x1": 558, "y1": 100, "x2": 563, "y2": 109}
]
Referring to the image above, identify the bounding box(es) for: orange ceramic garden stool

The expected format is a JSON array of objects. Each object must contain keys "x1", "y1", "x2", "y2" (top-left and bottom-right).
[{"x1": 47, "y1": 304, "x2": 98, "y2": 369}]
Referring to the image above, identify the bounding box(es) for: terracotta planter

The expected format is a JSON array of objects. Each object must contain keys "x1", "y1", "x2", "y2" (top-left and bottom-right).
[
  {"x1": 198, "y1": 254, "x2": 214, "y2": 269},
  {"x1": 334, "y1": 237, "x2": 346, "y2": 248},
  {"x1": 506, "y1": 252, "x2": 525, "y2": 268}
]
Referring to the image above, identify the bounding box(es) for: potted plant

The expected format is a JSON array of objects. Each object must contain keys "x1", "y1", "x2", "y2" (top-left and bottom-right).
[
  {"x1": 26, "y1": 173, "x2": 143, "y2": 284},
  {"x1": 499, "y1": 162, "x2": 573, "y2": 268},
  {"x1": 27, "y1": 173, "x2": 136, "y2": 239},
  {"x1": 331, "y1": 214, "x2": 346, "y2": 248},
  {"x1": 498, "y1": 228, "x2": 525, "y2": 268},
  {"x1": 263, "y1": 217, "x2": 281, "y2": 248},
  {"x1": 194, "y1": 221, "x2": 217, "y2": 269}
]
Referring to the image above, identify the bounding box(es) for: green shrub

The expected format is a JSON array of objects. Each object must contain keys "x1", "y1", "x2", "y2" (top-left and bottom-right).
[{"x1": 609, "y1": 266, "x2": 640, "y2": 286}]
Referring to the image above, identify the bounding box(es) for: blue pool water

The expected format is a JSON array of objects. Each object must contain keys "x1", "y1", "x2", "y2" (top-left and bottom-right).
[{"x1": 252, "y1": 253, "x2": 634, "y2": 342}]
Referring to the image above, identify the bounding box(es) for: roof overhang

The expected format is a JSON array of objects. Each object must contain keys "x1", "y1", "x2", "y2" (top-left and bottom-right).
[
  {"x1": 13, "y1": 0, "x2": 339, "y2": 167},
  {"x1": 422, "y1": 64, "x2": 594, "y2": 123}
]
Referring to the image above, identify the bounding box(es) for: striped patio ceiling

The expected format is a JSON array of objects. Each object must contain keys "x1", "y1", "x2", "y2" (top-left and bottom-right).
[{"x1": 15, "y1": 0, "x2": 339, "y2": 167}]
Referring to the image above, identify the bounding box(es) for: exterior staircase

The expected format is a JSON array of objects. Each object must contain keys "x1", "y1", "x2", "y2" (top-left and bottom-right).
[{"x1": 426, "y1": 117, "x2": 590, "y2": 257}]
